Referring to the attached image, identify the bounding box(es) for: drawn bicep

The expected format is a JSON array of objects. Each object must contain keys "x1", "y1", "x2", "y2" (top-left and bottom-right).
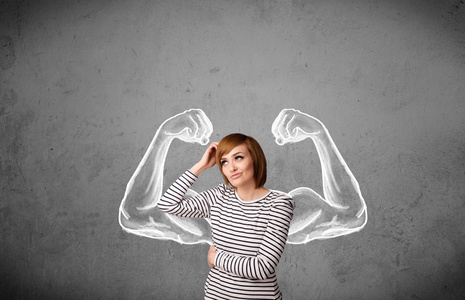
[{"x1": 286, "y1": 187, "x2": 364, "y2": 244}]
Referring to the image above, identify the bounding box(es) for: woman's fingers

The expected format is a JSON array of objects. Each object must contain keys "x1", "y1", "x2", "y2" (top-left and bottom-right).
[{"x1": 200, "y1": 142, "x2": 219, "y2": 169}]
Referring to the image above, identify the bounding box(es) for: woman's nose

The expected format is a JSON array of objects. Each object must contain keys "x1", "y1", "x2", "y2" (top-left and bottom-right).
[{"x1": 229, "y1": 162, "x2": 237, "y2": 171}]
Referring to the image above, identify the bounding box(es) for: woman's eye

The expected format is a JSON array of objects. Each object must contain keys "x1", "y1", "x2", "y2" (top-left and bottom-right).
[
  {"x1": 221, "y1": 161, "x2": 228, "y2": 166},
  {"x1": 235, "y1": 156, "x2": 243, "y2": 161}
]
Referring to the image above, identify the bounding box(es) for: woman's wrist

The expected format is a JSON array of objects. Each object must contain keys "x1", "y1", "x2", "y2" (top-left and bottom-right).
[{"x1": 189, "y1": 162, "x2": 206, "y2": 176}]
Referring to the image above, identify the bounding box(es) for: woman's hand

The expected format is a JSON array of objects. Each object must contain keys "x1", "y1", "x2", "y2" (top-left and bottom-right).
[
  {"x1": 207, "y1": 245, "x2": 217, "y2": 268},
  {"x1": 190, "y1": 142, "x2": 219, "y2": 176}
]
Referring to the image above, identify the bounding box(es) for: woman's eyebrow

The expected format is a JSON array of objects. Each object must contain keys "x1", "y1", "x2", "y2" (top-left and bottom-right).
[
  {"x1": 221, "y1": 152, "x2": 244, "y2": 160},
  {"x1": 231, "y1": 152, "x2": 244, "y2": 156},
  {"x1": 220, "y1": 152, "x2": 244, "y2": 160}
]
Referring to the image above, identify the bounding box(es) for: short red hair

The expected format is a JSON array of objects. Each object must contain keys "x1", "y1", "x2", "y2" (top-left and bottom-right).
[{"x1": 216, "y1": 133, "x2": 267, "y2": 189}]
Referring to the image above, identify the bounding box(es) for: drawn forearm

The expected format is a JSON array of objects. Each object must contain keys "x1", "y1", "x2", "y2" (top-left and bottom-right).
[
  {"x1": 119, "y1": 128, "x2": 174, "y2": 225},
  {"x1": 311, "y1": 128, "x2": 367, "y2": 220}
]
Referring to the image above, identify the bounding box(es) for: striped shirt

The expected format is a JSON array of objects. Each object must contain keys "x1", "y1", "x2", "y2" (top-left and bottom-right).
[{"x1": 158, "y1": 170, "x2": 295, "y2": 299}]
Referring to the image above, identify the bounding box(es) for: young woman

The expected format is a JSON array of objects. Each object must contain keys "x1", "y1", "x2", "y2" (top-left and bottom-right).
[{"x1": 157, "y1": 133, "x2": 294, "y2": 299}]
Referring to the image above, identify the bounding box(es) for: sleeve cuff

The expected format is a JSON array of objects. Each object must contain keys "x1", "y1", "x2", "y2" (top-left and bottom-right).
[{"x1": 185, "y1": 169, "x2": 199, "y2": 179}]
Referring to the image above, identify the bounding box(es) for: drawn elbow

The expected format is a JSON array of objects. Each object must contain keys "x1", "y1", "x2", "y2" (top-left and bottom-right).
[
  {"x1": 118, "y1": 208, "x2": 143, "y2": 231},
  {"x1": 344, "y1": 202, "x2": 368, "y2": 227},
  {"x1": 119, "y1": 210, "x2": 132, "y2": 230},
  {"x1": 355, "y1": 206, "x2": 368, "y2": 229},
  {"x1": 343, "y1": 206, "x2": 368, "y2": 230}
]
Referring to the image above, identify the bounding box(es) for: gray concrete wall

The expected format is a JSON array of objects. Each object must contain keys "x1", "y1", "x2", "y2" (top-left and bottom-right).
[{"x1": 1, "y1": 0, "x2": 464, "y2": 299}]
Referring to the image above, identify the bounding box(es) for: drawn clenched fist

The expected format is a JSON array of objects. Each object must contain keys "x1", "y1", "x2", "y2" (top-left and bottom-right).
[
  {"x1": 271, "y1": 108, "x2": 324, "y2": 145},
  {"x1": 161, "y1": 108, "x2": 213, "y2": 145}
]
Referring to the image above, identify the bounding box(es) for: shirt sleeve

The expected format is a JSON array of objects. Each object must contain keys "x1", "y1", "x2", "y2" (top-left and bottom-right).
[
  {"x1": 157, "y1": 170, "x2": 222, "y2": 218},
  {"x1": 214, "y1": 195, "x2": 295, "y2": 280}
]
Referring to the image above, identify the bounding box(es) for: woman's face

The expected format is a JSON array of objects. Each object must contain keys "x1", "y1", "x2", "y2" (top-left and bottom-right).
[{"x1": 219, "y1": 143, "x2": 254, "y2": 189}]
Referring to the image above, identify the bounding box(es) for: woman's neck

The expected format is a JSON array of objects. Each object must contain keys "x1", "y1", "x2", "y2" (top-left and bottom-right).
[{"x1": 236, "y1": 186, "x2": 269, "y2": 201}]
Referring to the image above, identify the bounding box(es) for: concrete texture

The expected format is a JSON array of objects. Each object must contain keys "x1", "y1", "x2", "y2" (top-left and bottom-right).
[{"x1": 1, "y1": 0, "x2": 464, "y2": 299}]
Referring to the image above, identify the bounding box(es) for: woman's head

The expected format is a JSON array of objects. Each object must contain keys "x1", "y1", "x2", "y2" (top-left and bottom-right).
[{"x1": 216, "y1": 133, "x2": 267, "y2": 189}]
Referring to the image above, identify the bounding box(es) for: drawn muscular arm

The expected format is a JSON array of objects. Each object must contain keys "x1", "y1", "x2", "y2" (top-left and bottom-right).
[
  {"x1": 272, "y1": 109, "x2": 367, "y2": 244},
  {"x1": 118, "y1": 109, "x2": 214, "y2": 244}
]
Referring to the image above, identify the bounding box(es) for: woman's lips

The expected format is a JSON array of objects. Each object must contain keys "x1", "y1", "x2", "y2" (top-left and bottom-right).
[{"x1": 230, "y1": 173, "x2": 242, "y2": 179}]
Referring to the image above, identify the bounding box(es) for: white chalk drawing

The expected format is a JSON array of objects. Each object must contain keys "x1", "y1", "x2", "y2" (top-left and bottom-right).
[
  {"x1": 271, "y1": 108, "x2": 367, "y2": 244},
  {"x1": 119, "y1": 109, "x2": 214, "y2": 244},
  {"x1": 119, "y1": 108, "x2": 367, "y2": 245}
]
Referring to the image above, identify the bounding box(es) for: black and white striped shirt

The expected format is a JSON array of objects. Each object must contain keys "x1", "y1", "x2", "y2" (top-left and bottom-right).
[{"x1": 158, "y1": 170, "x2": 295, "y2": 299}]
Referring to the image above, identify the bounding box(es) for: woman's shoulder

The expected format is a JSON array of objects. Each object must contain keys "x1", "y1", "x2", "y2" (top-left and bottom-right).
[
  {"x1": 267, "y1": 189, "x2": 295, "y2": 208},
  {"x1": 212, "y1": 183, "x2": 234, "y2": 197},
  {"x1": 267, "y1": 189, "x2": 291, "y2": 199}
]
